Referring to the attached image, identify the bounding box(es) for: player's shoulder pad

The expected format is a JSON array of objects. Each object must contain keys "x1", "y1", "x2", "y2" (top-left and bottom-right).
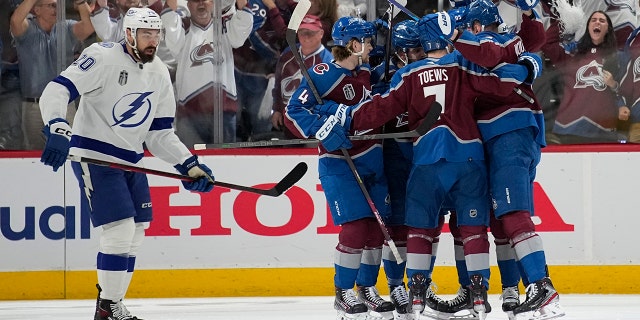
[
  {"x1": 82, "y1": 41, "x2": 123, "y2": 59},
  {"x1": 437, "y1": 51, "x2": 462, "y2": 66},
  {"x1": 476, "y1": 30, "x2": 502, "y2": 43}
]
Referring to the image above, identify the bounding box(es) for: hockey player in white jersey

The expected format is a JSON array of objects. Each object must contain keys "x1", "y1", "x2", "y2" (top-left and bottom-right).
[{"x1": 39, "y1": 8, "x2": 215, "y2": 320}]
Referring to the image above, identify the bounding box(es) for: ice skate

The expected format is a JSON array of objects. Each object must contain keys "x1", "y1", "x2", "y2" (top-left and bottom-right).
[
  {"x1": 94, "y1": 284, "x2": 141, "y2": 320},
  {"x1": 468, "y1": 275, "x2": 490, "y2": 320},
  {"x1": 439, "y1": 276, "x2": 491, "y2": 320},
  {"x1": 389, "y1": 284, "x2": 413, "y2": 320},
  {"x1": 501, "y1": 285, "x2": 520, "y2": 320},
  {"x1": 357, "y1": 285, "x2": 395, "y2": 319},
  {"x1": 408, "y1": 274, "x2": 447, "y2": 320},
  {"x1": 513, "y1": 278, "x2": 565, "y2": 320},
  {"x1": 335, "y1": 287, "x2": 369, "y2": 320},
  {"x1": 95, "y1": 298, "x2": 140, "y2": 320}
]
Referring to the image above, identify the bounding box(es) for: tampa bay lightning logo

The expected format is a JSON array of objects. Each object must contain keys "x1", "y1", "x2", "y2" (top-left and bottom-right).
[{"x1": 112, "y1": 92, "x2": 153, "y2": 127}]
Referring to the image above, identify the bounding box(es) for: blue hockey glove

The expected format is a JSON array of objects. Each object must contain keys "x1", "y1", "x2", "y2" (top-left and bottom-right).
[
  {"x1": 517, "y1": 52, "x2": 542, "y2": 85},
  {"x1": 515, "y1": 0, "x2": 539, "y2": 10},
  {"x1": 333, "y1": 103, "x2": 352, "y2": 128},
  {"x1": 41, "y1": 118, "x2": 71, "y2": 172},
  {"x1": 312, "y1": 101, "x2": 341, "y2": 116},
  {"x1": 316, "y1": 115, "x2": 352, "y2": 152},
  {"x1": 418, "y1": 11, "x2": 455, "y2": 42},
  {"x1": 174, "y1": 155, "x2": 215, "y2": 192},
  {"x1": 561, "y1": 41, "x2": 577, "y2": 53},
  {"x1": 314, "y1": 102, "x2": 352, "y2": 127},
  {"x1": 374, "y1": 18, "x2": 388, "y2": 30}
]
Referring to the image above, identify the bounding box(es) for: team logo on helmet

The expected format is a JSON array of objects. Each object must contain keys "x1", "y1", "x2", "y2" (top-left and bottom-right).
[{"x1": 343, "y1": 84, "x2": 356, "y2": 100}]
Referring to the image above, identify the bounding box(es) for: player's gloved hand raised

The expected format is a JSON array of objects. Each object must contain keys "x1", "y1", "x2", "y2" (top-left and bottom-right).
[
  {"x1": 316, "y1": 115, "x2": 352, "y2": 152},
  {"x1": 517, "y1": 52, "x2": 543, "y2": 85},
  {"x1": 41, "y1": 118, "x2": 72, "y2": 172},
  {"x1": 515, "y1": 0, "x2": 539, "y2": 10},
  {"x1": 418, "y1": 11, "x2": 455, "y2": 41},
  {"x1": 174, "y1": 155, "x2": 215, "y2": 192}
]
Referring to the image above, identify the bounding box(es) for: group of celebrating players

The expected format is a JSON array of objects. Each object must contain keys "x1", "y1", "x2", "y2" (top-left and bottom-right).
[{"x1": 284, "y1": 0, "x2": 565, "y2": 320}]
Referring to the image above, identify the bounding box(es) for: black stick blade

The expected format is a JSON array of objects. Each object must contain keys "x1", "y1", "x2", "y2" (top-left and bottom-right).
[
  {"x1": 271, "y1": 162, "x2": 308, "y2": 196},
  {"x1": 415, "y1": 101, "x2": 443, "y2": 136}
]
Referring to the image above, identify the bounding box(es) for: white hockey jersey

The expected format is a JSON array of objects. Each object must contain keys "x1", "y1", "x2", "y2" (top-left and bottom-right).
[
  {"x1": 161, "y1": 6, "x2": 252, "y2": 102},
  {"x1": 89, "y1": 8, "x2": 125, "y2": 42},
  {"x1": 39, "y1": 42, "x2": 192, "y2": 167}
]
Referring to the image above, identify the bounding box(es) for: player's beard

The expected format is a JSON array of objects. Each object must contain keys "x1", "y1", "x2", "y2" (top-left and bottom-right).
[{"x1": 138, "y1": 46, "x2": 156, "y2": 64}]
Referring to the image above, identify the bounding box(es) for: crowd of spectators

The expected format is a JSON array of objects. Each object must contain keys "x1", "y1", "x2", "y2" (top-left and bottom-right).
[{"x1": 1, "y1": 0, "x2": 640, "y2": 150}]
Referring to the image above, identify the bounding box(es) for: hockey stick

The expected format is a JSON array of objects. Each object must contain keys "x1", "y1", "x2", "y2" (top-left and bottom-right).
[
  {"x1": 67, "y1": 156, "x2": 308, "y2": 197},
  {"x1": 193, "y1": 114, "x2": 437, "y2": 149},
  {"x1": 287, "y1": 1, "x2": 404, "y2": 263},
  {"x1": 382, "y1": 4, "x2": 394, "y2": 82},
  {"x1": 385, "y1": 0, "x2": 536, "y2": 104}
]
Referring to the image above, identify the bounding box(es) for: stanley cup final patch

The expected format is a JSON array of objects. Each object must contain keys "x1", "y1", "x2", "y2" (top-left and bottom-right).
[
  {"x1": 343, "y1": 84, "x2": 355, "y2": 100},
  {"x1": 119, "y1": 70, "x2": 128, "y2": 86}
]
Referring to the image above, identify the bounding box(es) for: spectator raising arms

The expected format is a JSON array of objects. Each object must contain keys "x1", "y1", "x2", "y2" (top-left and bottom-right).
[
  {"x1": 162, "y1": 0, "x2": 253, "y2": 144},
  {"x1": 10, "y1": 0, "x2": 94, "y2": 150},
  {"x1": 541, "y1": 10, "x2": 626, "y2": 144},
  {"x1": 90, "y1": 0, "x2": 142, "y2": 42}
]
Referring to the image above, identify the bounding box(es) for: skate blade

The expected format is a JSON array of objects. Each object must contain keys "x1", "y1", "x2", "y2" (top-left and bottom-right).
[
  {"x1": 506, "y1": 311, "x2": 516, "y2": 320},
  {"x1": 337, "y1": 311, "x2": 369, "y2": 320},
  {"x1": 392, "y1": 310, "x2": 415, "y2": 320},
  {"x1": 514, "y1": 298, "x2": 565, "y2": 320},
  {"x1": 420, "y1": 308, "x2": 450, "y2": 320},
  {"x1": 473, "y1": 304, "x2": 487, "y2": 320},
  {"x1": 443, "y1": 309, "x2": 481, "y2": 320},
  {"x1": 368, "y1": 310, "x2": 395, "y2": 320}
]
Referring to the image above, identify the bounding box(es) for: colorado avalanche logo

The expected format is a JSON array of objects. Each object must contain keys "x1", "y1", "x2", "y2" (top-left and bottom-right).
[
  {"x1": 634, "y1": 57, "x2": 640, "y2": 82},
  {"x1": 282, "y1": 69, "x2": 303, "y2": 102},
  {"x1": 112, "y1": 92, "x2": 153, "y2": 128},
  {"x1": 574, "y1": 60, "x2": 607, "y2": 91},
  {"x1": 190, "y1": 41, "x2": 224, "y2": 66}
]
